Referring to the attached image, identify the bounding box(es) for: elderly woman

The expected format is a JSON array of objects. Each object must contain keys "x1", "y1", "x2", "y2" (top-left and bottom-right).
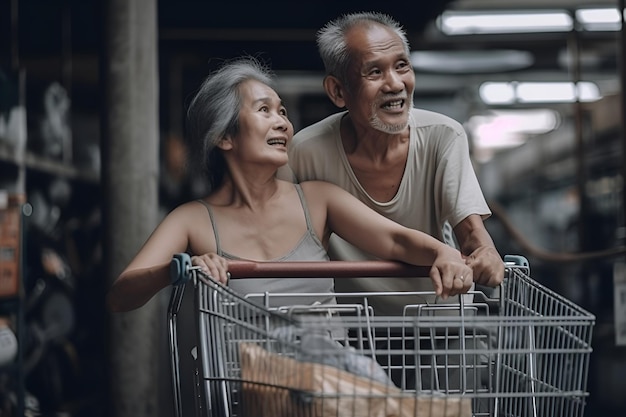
[{"x1": 107, "y1": 57, "x2": 472, "y2": 312}]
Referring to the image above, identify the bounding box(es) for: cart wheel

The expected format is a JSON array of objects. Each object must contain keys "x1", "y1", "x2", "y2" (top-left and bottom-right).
[{"x1": 170, "y1": 253, "x2": 192, "y2": 286}]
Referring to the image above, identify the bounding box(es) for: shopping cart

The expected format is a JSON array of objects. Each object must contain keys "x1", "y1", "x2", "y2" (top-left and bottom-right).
[{"x1": 167, "y1": 255, "x2": 595, "y2": 417}]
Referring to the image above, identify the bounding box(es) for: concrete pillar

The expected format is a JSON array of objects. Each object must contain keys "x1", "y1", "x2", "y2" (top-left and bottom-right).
[{"x1": 101, "y1": 0, "x2": 160, "y2": 416}]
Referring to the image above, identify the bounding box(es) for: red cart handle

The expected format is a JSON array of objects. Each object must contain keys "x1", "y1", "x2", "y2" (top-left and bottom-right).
[
  {"x1": 226, "y1": 260, "x2": 431, "y2": 279},
  {"x1": 170, "y1": 254, "x2": 432, "y2": 285}
]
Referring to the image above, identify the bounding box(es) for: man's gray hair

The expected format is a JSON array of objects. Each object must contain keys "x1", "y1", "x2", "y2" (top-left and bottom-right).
[{"x1": 316, "y1": 12, "x2": 410, "y2": 87}]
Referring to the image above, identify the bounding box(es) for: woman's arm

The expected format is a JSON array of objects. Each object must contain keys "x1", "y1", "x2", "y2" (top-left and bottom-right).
[
  {"x1": 302, "y1": 181, "x2": 473, "y2": 299},
  {"x1": 107, "y1": 203, "x2": 231, "y2": 312},
  {"x1": 107, "y1": 262, "x2": 171, "y2": 312},
  {"x1": 107, "y1": 205, "x2": 194, "y2": 312}
]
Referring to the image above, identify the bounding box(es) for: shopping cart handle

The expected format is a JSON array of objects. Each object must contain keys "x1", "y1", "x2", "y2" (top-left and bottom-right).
[
  {"x1": 170, "y1": 253, "x2": 192, "y2": 286},
  {"x1": 503, "y1": 254, "x2": 530, "y2": 275},
  {"x1": 503, "y1": 254, "x2": 529, "y2": 267},
  {"x1": 226, "y1": 260, "x2": 431, "y2": 279}
]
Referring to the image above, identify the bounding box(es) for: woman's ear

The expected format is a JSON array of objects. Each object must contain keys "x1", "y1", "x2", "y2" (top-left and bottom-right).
[
  {"x1": 323, "y1": 75, "x2": 346, "y2": 108},
  {"x1": 217, "y1": 136, "x2": 233, "y2": 151}
]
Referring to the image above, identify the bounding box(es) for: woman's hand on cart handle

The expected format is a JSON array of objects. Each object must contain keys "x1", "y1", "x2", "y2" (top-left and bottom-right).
[
  {"x1": 190, "y1": 253, "x2": 230, "y2": 284},
  {"x1": 430, "y1": 250, "x2": 473, "y2": 299},
  {"x1": 170, "y1": 252, "x2": 230, "y2": 285}
]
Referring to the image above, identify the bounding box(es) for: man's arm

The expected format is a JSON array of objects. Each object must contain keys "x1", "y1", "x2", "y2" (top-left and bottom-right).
[{"x1": 453, "y1": 214, "x2": 504, "y2": 287}]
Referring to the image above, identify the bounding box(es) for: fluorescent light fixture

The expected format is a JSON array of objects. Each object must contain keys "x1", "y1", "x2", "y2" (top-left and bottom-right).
[
  {"x1": 576, "y1": 8, "x2": 623, "y2": 31},
  {"x1": 479, "y1": 81, "x2": 601, "y2": 105},
  {"x1": 479, "y1": 83, "x2": 516, "y2": 105},
  {"x1": 438, "y1": 10, "x2": 573, "y2": 35},
  {"x1": 517, "y1": 83, "x2": 575, "y2": 103},
  {"x1": 410, "y1": 50, "x2": 533, "y2": 74},
  {"x1": 466, "y1": 109, "x2": 560, "y2": 156}
]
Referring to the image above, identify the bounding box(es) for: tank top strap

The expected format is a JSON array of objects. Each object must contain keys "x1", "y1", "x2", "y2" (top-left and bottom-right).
[
  {"x1": 293, "y1": 184, "x2": 314, "y2": 233},
  {"x1": 195, "y1": 199, "x2": 224, "y2": 255}
]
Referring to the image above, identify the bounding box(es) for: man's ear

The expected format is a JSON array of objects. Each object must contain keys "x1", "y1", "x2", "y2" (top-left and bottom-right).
[{"x1": 323, "y1": 75, "x2": 346, "y2": 108}]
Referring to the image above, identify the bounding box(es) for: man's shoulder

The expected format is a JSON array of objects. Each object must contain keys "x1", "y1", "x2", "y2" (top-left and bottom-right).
[
  {"x1": 292, "y1": 111, "x2": 344, "y2": 146},
  {"x1": 410, "y1": 108, "x2": 464, "y2": 134}
]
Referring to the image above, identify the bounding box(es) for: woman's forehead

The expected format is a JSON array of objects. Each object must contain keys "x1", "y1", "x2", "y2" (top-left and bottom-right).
[{"x1": 239, "y1": 79, "x2": 281, "y2": 104}]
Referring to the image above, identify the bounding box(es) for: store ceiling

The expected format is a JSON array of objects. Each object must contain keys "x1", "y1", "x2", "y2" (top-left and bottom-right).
[
  {"x1": 8, "y1": 0, "x2": 621, "y2": 80},
  {"x1": 154, "y1": 0, "x2": 621, "y2": 100},
  {"x1": 4, "y1": 0, "x2": 622, "y2": 118},
  {"x1": 157, "y1": 1, "x2": 456, "y2": 72},
  {"x1": 9, "y1": 0, "x2": 453, "y2": 69}
]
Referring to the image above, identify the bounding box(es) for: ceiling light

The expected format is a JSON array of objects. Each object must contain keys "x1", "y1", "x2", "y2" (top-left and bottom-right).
[
  {"x1": 467, "y1": 110, "x2": 558, "y2": 141},
  {"x1": 517, "y1": 82, "x2": 600, "y2": 103},
  {"x1": 466, "y1": 109, "x2": 560, "y2": 158},
  {"x1": 478, "y1": 83, "x2": 516, "y2": 105},
  {"x1": 576, "y1": 8, "x2": 623, "y2": 31},
  {"x1": 479, "y1": 81, "x2": 601, "y2": 105},
  {"x1": 438, "y1": 10, "x2": 573, "y2": 35},
  {"x1": 410, "y1": 50, "x2": 533, "y2": 74}
]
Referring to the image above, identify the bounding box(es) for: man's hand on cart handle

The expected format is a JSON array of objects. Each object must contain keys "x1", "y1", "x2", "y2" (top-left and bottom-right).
[{"x1": 464, "y1": 246, "x2": 505, "y2": 287}]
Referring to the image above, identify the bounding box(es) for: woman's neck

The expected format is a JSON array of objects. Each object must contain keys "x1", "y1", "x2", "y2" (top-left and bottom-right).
[{"x1": 210, "y1": 174, "x2": 282, "y2": 210}]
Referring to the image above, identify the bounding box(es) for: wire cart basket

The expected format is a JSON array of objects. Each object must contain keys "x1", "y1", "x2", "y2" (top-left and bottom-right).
[{"x1": 167, "y1": 255, "x2": 595, "y2": 417}]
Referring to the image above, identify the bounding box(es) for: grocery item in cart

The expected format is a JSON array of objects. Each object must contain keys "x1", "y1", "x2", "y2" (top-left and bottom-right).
[
  {"x1": 239, "y1": 342, "x2": 472, "y2": 417},
  {"x1": 270, "y1": 324, "x2": 392, "y2": 385}
]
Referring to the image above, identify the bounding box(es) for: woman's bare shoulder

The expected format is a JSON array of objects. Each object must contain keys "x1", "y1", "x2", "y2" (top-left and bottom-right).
[
  {"x1": 299, "y1": 180, "x2": 348, "y2": 199},
  {"x1": 164, "y1": 199, "x2": 209, "y2": 221}
]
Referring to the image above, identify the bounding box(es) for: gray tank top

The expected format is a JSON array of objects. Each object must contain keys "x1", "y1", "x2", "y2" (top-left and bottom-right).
[{"x1": 197, "y1": 184, "x2": 335, "y2": 306}]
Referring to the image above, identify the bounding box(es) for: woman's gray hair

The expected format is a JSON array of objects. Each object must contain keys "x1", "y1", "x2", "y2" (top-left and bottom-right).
[
  {"x1": 186, "y1": 56, "x2": 275, "y2": 189},
  {"x1": 316, "y1": 12, "x2": 410, "y2": 89}
]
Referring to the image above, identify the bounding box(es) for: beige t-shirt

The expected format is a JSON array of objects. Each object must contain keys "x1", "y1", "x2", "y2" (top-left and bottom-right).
[{"x1": 284, "y1": 108, "x2": 491, "y2": 315}]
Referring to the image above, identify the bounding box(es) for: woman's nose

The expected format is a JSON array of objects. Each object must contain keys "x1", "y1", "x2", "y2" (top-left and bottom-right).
[{"x1": 274, "y1": 114, "x2": 291, "y2": 131}]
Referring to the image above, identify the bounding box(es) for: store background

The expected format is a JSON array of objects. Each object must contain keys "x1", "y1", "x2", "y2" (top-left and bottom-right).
[{"x1": 1, "y1": 0, "x2": 625, "y2": 416}]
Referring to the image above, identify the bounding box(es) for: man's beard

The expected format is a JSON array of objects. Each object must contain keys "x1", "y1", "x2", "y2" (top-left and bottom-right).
[{"x1": 369, "y1": 95, "x2": 413, "y2": 134}]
